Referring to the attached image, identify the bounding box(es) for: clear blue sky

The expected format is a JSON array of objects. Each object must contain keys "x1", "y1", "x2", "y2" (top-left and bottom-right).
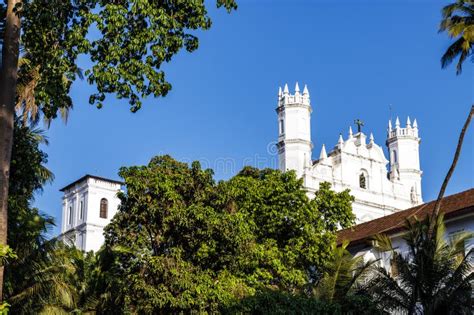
[{"x1": 35, "y1": 0, "x2": 473, "y2": 237}]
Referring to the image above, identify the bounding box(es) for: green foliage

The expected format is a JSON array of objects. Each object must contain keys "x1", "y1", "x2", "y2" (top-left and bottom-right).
[
  {"x1": 7, "y1": 119, "x2": 54, "y2": 259},
  {"x1": 0, "y1": 245, "x2": 16, "y2": 267},
  {"x1": 313, "y1": 241, "x2": 376, "y2": 308},
  {"x1": 94, "y1": 155, "x2": 355, "y2": 313},
  {"x1": 9, "y1": 0, "x2": 237, "y2": 123},
  {"x1": 367, "y1": 213, "x2": 473, "y2": 314},
  {"x1": 439, "y1": 0, "x2": 473, "y2": 74},
  {"x1": 0, "y1": 302, "x2": 9, "y2": 315},
  {"x1": 222, "y1": 289, "x2": 341, "y2": 315},
  {"x1": 3, "y1": 119, "x2": 82, "y2": 314}
]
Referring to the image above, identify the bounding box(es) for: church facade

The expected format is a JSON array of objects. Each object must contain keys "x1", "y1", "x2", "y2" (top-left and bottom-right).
[
  {"x1": 276, "y1": 83, "x2": 423, "y2": 222},
  {"x1": 59, "y1": 83, "x2": 425, "y2": 251}
]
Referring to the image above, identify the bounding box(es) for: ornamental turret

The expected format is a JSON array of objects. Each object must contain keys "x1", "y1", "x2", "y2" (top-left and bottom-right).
[{"x1": 276, "y1": 83, "x2": 312, "y2": 177}]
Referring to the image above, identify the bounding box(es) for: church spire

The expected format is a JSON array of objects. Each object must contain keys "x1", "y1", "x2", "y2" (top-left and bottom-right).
[
  {"x1": 413, "y1": 118, "x2": 418, "y2": 129},
  {"x1": 395, "y1": 116, "x2": 400, "y2": 128},
  {"x1": 406, "y1": 116, "x2": 411, "y2": 128},
  {"x1": 295, "y1": 82, "x2": 300, "y2": 94},
  {"x1": 319, "y1": 144, "x2": 327, "y2": 160},
  {"x1": 283, "y1": 83, "x2": 289, "y2": 95},
  {"x1": 369, "y1": 132, "x2": 374, "y2": 144},
  {"x1": 278, "y1": 86, "x2": 282, "y2": 98},
  {"x1": 348, "y1": 126, "x2": 353, "y2": 139},
  {"x1": 303, "y1": 84, "x2": 309, "y2": 96},
  {"x1": 338, "y1": 133, "x2": 343, "y2": 145},
  {"x1": 388, "y1": 119, "x2": 392, "y2": 132}
]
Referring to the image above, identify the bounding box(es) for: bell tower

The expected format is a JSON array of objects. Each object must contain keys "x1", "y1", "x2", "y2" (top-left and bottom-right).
[
  {"x1": 386, "y1": 116, "x2": 423, "y2": 204},
  {"x1": 276, "y1": 83, "x2": 313, "y2": 178}
]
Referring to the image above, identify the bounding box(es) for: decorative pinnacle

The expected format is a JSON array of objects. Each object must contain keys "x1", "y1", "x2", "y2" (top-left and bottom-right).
[
  {"x1": 338, "y1": 133, "x2": 344, "y2": 145},
  {"x1": 406, "y1": 116, "x2": 411, "y2": 128},
  {"x1": 395, "y1": 116, "x2": 400, "y2": 128},
  {"x1": 369, "y1": 133, "x2": 374, "y2": 144},
  {"x1": 319, "y1": 144, "x2": 327, "y2": 159},
  {"x1": 303, "y1": 84, "x2": 309, "y2": 96},
  {"x1": 295, "y1": 82, "x2": 300, "y2": 94},
  {"x1": 413, "y1": 118, "x2": 418, "y2": 128},
  {"x1": 278, "y1": 86, "x2": 282, "y2": 97},
  {"x1": 348, "y1": 126, "x2": 353, "y2": 138},
  {"x1": 388, "y1": 119, "x2": 392, "y2": 131},
  {"x1": 283, "y1": 83, "x2": 289, "y2": 94}
]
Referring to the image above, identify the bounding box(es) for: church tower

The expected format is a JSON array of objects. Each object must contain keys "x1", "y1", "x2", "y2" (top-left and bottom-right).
[
  {"x1": 276, "y1": 83, "x2": 313, "y2": 178},
  {"x1": 386, "y1": 117, "x2": 423, "y2": 203},
  {"x1": 59, "y1": 175, "x2": 123, "y2": 252}
]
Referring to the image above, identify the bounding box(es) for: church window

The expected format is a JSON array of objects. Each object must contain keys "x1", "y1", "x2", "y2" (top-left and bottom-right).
[
  {"x1": 100, "y1": 198, "x2": 108, "y2": 219},
  {"x1": 359, "y1": 173, "x2": 367, "y2": 189},
  {"x1": 79, "y1": 200, "x2": 84, "y2": 220},
  {"x1": 279, "y1": 119, "x2": 285, "y2": 135},
  {"x1": 68, "y1": 205, "x2": 73, "y2": 225}
]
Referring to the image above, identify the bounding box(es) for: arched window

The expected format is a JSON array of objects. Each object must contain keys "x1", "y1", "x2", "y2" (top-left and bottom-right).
[
  {"x1": 100, "y1": 198, "x2": 108, "y2": 219},
  {"x1": 359, "y1": 173, "x2": 367, "y2": 189}
]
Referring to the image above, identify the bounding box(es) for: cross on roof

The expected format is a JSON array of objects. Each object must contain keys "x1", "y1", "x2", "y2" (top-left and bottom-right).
[{"x1": 354, "y1": 119, "x2": 364, "y2": 133}]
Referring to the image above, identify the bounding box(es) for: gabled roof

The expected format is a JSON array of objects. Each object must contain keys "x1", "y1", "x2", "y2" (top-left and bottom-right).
[
  {"x1": 338, "y1": 189, "x2": 474, "y2": 245},
  {"x1": 59, "y1": 174, "x2": 124, "y2": 192}
]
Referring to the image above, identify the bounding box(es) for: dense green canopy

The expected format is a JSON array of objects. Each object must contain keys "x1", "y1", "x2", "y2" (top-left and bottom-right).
[{"x1": 93, "y1": 155, "x2": 355, "y2": 313}]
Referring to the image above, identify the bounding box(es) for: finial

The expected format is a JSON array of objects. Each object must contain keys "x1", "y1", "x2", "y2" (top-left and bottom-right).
[
  {"x1": 406, "y1": 116, "x2": 411, "y2": 128},
  {"x1": 413, "y1": 118, "x2": 418, "y2": 128},
  {"x1": 369, "y1": 133, "x2": 374, "y2": 144},
  {"x1": 303, "y1": 84, "x2": 309, "y2": 96},
  {"x1": 283, "y1": 83, "x2": 289, "y2": 94},
  {"x1": 338, "y1": 133, "x2": 344, "y2": 145},
  {"x1": 319, "y1": 144, "x2": 327, "y2": 159},
  {"x1": 388, "y1": 119, "x2": 392, "y2": 131},
  {"x1": 348, "y1": 126, "x2": 353, "y2": 138},
  {"x1": 278, "y1": 86, "x2": 282, "y2": 97},
  {"x1": 395, "y1": 116, "x2": 400, "y2": 128},
  {"x1": 295, "y1": 82, "x2": 300, "y2": 93}
]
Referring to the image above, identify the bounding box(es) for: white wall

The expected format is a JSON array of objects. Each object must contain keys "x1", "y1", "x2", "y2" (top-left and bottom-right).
[{"x1": 60, "y1": 177, "x2": 122, "y2": 252}]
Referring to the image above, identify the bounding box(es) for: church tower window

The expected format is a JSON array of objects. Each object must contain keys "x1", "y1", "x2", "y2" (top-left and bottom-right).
[
  {"x1": 68, "y1": 205, "x2": 73, "y2": 225},
  {"x1": 100, "y1": 198, "x2": 108, "y2": 218},
  {"x1": 79, "y1": 200, "x2": 84, "y2": 220},
  {"x1": 279, "y1": 119, "x2": 285, "y2": 135},
  {"x1": 359, "y1": 173, "x2": 367, "y2": 189}
]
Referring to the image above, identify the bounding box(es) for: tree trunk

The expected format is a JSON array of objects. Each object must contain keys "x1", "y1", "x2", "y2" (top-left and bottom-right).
[
  {"x1": 0, "y1": 0, "x2": 21, "y2": 301},
  {"x1": 430, "y1": 105, "x2": 474, "y2": 233}
]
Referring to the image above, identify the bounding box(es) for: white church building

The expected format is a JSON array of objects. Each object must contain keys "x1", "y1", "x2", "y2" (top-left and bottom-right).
[
  {"x1": 276, "y1": 83, "x2": 423, "y2": 222},
  {"x1": 59, "y1": 175, "x2": 123, "y2": 252},
  {"x1": 60, "y1": 83, "x2": 424, "y2": 251}
]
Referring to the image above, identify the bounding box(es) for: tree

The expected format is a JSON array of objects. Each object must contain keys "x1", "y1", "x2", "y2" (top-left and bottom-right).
[
  {"x1": 313, "y1": 241, "x2": 376, "y2": 313},
  {"x1": 0, "y1": 0, "x2": 237, "y2": 299},
  {"x1": 367, "y1": 214, "x2": 473, "y2": 314},
  {"x1": 439, "y1": 0, "x2": 473, "y2": 74},
  {"x1": 94, "y1": 156, "x2": 355, "y2": 313}
]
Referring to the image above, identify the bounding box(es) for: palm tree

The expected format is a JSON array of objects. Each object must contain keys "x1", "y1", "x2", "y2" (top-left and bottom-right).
[
  {"x1": 367, "y1": 213, "x2": 473, "y2": 314},
  {"x1": 439, "y1": 0, "x2": 474, "y2": 74},
  {"x1": 313, "y1": 241, "x2": 380, "y2": 314},
  {"x1": 6, "y1": 243, "x2": 79, "y2": 314}
]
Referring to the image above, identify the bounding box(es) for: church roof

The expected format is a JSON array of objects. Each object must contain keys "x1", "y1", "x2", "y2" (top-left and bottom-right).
[
  {"x1": 59, "y1": 174, "x2": 124, "y2": 192},
  {"x1": 338, "y1": 188, "x2": 474, "y2": 245}
]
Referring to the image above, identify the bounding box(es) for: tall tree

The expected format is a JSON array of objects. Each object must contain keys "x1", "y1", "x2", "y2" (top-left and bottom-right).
[
  {"x1": 93, "y1": 156, "x2": 354, "y2": 313},
  {"x1": 0, "y1": 0, "x2": 237, "y2": 299},
  {"x1": 439, "y1": 0, "x2": 473, "y2": 74}
]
